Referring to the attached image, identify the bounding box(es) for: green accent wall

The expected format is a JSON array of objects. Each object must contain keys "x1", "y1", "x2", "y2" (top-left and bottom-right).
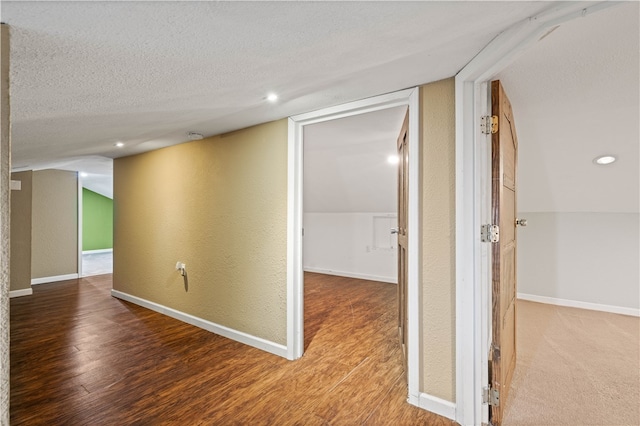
[{"x1": 83, "y1": 188, "x2": 113, "y2": 251}]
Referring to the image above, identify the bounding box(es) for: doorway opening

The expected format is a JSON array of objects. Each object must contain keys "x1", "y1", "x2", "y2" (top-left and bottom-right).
[
  {"x1": 79, "y1": 173, "x2": 114, "y2": 277},
  {"x1": 455, "y1": 3, "x2": 633, "y2": 425},
  {"x1": 302, "y1": 105, "x2": 406, "y2": 347},
  {"x1": 287, "y1": 87, "x2": 421, "y2": 405}
]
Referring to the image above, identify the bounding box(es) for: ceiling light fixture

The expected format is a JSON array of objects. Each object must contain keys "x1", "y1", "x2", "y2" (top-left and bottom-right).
[
  {"x1": 80, "y1": 172, "x2": 88, "y2": 178},
  {"x1": 266, "y1": 93, "x2": 278, "y2": 102},
  {"x1": 593, "y1": 155, "x2": 616, "y2": 165},
  {"x1": 114, "y1": 142, "x2": 125, "y2": 148},
  {"x1": 387, "y1": 155, "x2": 400, "y2": 165},
  {"x1": 187, "y1": 132, "x2": 204, "y2": 141}
]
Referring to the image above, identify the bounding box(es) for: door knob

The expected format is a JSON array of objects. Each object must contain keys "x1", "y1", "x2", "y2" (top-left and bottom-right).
[
  {"x1": 391, "y1": 228, "x2": 399, "y2": 234},
  {"x1": 515, "y1": 218, "x2": 528, "y2": 227}
]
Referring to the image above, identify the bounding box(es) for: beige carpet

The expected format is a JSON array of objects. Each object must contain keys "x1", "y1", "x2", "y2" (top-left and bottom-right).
[{"x1": 503, "y1": 300, "x2": 640, "y2": 426}]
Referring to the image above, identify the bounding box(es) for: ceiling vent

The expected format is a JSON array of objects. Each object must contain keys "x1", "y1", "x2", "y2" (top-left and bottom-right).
[{"x1": 187, "y1": 132, "x2": 204, "y2": 141}]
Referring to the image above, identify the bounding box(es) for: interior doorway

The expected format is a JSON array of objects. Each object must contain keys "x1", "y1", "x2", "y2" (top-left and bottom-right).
[
  {"x1": 301, "y1": 104, "x2": 406, "y2": 353},
  {"x1": 79, "y1": 173, "x2": 114, "y2": 277},
  {"x1": 302, "y1": 106, "x2": 406, "y2": 286},
  {"x1": 287, "y1": 87, "x2": 421, "y2": 405},
  {"x1": 454, "y1": 3, "x2": 636, "y2": 425}
]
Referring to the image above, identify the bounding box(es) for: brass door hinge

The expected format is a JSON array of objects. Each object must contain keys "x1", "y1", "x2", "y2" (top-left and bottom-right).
[{"x1": 481, "y1": 115, "x2": 499, "y2": 134}]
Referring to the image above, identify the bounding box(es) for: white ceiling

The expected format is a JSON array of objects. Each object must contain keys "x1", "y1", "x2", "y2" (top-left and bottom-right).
[
  {"x1": 2, "y1": 2, "x2": 638, "y2": 213},
  {"x1": 304, "y1": 106, "x2": 407, "y2": 213},
  {"x1": 498, "y1": 2, "x2": 639, "y2": 213},
  {"x1": 3, "y1": 1, "x2": 553, "y2": 170}
]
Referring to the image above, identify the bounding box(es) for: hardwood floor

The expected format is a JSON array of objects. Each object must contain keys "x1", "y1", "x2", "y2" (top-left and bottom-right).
[{"x1": 10, "y1": 272, "x2": 455, "y2": 425}]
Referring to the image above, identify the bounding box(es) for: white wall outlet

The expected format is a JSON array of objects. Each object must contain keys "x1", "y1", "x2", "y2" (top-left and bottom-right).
[{"x1": 176, "y1": 262, "x2": 186, "y2": 276}]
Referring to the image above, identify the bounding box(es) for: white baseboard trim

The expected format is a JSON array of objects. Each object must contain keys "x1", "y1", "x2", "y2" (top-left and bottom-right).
[
  {"x1": 31, "y1": 273, "x2": 79, "y2": 285},
  {"x1": 518, "y1": 293, "x2": 640, "y2": 317},
  {"x1": 111, "y1": 290, "x2": 288, "y2": 358},
  {"x1": 303, "y1": 267, "x2": 397, "y2": 284},
  {"x1": 418, "y1": 393, "x2": 456, "y2": 421},
  {"x1": 82, "y1": 248, "x2": 113, "y2": 254},
  {"x1": 9, "y1": 288, "x2": 33, "y2": 298}
]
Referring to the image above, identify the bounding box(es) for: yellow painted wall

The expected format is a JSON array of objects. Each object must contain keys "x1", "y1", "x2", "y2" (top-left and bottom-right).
[
  {"x1": 420, "y1": 78, "x2": 456, "y2": 402},
  {"x1": 113, "y1": 120, "x2": 288, "y2": 345},
  {"x1": 31, "y1": 170, "x2": 78, "y2": 279},
  {"x1": 112, "y1": 82, "x2": 456, "y2": 398},
  {"x1": 10, "y1": 171, "x2": 32, "y2": 291}
]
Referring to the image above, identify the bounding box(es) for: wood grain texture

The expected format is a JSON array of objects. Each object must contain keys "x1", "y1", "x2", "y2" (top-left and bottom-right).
[
  {"x1": 490, "y1": 80, "x2": 519, "y2": 426},
  {"x1": 11, "y1": 273, "x2": 456, "y2": 425}
]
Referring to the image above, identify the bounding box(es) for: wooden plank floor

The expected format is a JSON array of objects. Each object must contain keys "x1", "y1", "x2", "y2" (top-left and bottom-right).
[{"x1": 10, "y1": 272, "x2": 455, "y2": 425}]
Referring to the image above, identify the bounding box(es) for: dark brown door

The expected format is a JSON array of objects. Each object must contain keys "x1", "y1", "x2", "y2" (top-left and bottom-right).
[
  {"x1": 396, "y1": 111, "x2": 409, "y2": 364},
  {"x1": 490, "y1": 80, "x2": 519, "y2": 426}
]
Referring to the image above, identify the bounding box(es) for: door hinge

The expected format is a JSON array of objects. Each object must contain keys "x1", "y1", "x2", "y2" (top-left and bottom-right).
[
  {"x1": 481, "y1": 115, "x2": 499, "y2": 134},
  {"x1": 481, "y1": 224, "x2": 500, "y2": 243},
  {"x1": 482, "y1": 386, "x2": 500, "y2": 406}
]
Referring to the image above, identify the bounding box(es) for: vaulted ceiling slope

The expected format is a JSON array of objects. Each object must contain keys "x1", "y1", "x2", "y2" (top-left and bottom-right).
[
  {"x1": 3, "y1": 1, "x2": 554, "y2": 173},
  {"x1": 499, "y1": 2, "x2": 639, "y2": 213},
  {"x1": 304, "y1": 106, "x2": 407, "y2": 213}
]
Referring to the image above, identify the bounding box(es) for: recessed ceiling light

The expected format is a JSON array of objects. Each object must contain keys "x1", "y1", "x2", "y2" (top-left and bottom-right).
[
  {"x1": 114, "y1": 142, "x2": 125, "y2": 148},
  {"x1": 387, "y1": 155, "x2": 400, "y2": 165},
  {"x1": 266, "y1": 93, "x2": 278, "y2": 102},
  {"x1": 187, "y1": 132, "x2": 204, "y2": 141},
  {"x1": 593, "y1": 155, "x2": 616, "y2": 165},
  {"x1": 80, "y1": 172, "x2": 88, "y2": 178}
]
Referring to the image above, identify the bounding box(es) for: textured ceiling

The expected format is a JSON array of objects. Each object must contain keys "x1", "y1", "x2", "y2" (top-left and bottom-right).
[
  {"x1": 2, "y1": 1, "x2": 637, "y2": 214},
  {"x1": 3, "y1": 0, "x2": 552, "y2": 173}
]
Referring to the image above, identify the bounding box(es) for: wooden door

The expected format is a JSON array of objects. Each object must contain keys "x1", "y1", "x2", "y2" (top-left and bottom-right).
[
  {"x1": 396, "y1": 111, "x2": 409, "y2": 364},
  {"x1": 490, "y1": 80, "x2": 519, "y2": 426}
]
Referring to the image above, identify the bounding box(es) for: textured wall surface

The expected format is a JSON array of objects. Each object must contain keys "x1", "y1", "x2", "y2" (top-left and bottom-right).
[
  {"x1": 420, "y1": 78, "x2": 456, "y2": 402},
  {"x1": 113, "y1": 120, "x2": 288, "y2": 345},
  {"x1": 31, "y1": 170, "x2": 78, "y2": 279},
  {"x1": 1, "y1": 22, "x2": 11, "y2": 426},
  {"x1": 518, "y1": 212, "x2": 640, "y2": 309},
  {"x1": 10, "y1": 171, "x2": 32, "y2": 291},
  {"x1": 82, "y1": 188, "x2": 113, "y2": 251}
]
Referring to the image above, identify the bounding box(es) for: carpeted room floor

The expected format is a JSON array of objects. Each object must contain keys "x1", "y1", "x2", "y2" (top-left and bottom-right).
[{"x1": 503, "y1": 300, "x2": 639, "y2": 425}]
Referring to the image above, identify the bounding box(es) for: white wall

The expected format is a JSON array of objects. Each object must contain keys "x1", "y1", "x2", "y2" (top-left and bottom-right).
[
  {"x1": 303, "y1": 212, "x2": 397, "y2": 283},
  {"x1": 517, "y1": 212, "x2": 639, "y2": 313}
]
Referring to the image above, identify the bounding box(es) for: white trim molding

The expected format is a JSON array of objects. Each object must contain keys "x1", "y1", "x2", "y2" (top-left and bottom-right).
[
  {"x1": 77, "y1": 174, "x2": 83, "y2": 279},
  {"x1": 82, "y1": 248, "x2": 113, "y2": 255},
  {"x1": 454, "y1": 2, "x2": 620, "y2": 425},
  {"x1": 31, "y1": 273, "x2": 79, "y2": 285},
  {"x1": 518, "y1": 293, "x2": 640, "y2": 318},
  {"x1": 288, "y1": 88, "x2": 422, "y2": 403},
  {"x1": 303, "y1": 267, "x2": 397, "y2": 284},
  {"x1": 419, "y1": 393, "x2": 457, "y2": 421},
  {"x1": 111, "y1": 290, "x2": 288, "y2": 358},
  {"x1": 9, "y1": 288, "x2": 33, "y2": 298}
]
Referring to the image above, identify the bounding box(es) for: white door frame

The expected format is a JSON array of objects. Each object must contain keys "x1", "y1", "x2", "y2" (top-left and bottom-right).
[
  {"x1": 454, "y1": 2, "x2": 620, "y2": 425},
  {"x1": 77, "y1": 175, "x2": 83, "y2": 278},
  {"x1": 286, "y1": 87, "x2": 422, "y2": 403}
]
